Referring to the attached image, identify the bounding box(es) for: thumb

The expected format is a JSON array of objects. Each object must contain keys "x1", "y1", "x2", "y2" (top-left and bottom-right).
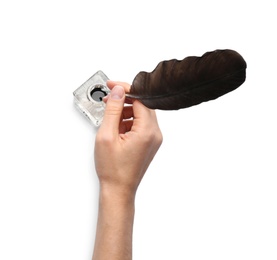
[{"x1": 101, "y1": 85, "x2": 125, "y2": 133}]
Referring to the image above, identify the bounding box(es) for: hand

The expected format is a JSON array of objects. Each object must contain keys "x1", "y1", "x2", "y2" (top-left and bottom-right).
[
  {"x1": 94, "y1": 81, "x2": 163, "y2": 198},
  {"x1": 93, "y1": 81, "x2": 162, "y2": 260}
]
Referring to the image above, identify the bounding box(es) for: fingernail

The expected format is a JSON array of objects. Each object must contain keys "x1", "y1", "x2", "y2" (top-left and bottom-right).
[{"x1": 111, "y1": 85, "x2": 124, "y2": 100}]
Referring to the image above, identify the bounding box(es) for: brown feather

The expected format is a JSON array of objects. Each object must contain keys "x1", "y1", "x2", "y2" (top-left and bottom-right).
[{"x1": 128, "y1": 49, "x2": 247, "y2": 110}]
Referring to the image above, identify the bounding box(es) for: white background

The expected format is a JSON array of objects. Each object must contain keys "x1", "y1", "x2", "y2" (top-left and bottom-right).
[{"x1": 0, "y1": 0, "x2": 276, "y2": 259}]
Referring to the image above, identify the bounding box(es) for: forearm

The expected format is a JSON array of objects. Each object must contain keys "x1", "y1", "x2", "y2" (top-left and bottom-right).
[{"x1": 92, "y1": 186, "x2": 135, "y2": 260}]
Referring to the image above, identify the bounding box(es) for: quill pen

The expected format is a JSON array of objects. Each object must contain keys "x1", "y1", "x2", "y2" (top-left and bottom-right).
[{"x1": 126, "y1": 49, "x2": 247, "y2": 110}]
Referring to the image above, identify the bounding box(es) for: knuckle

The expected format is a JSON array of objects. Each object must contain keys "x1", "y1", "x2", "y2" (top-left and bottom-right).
[
  {"x1": 156, "y1": 130, "x2": 163, "y2": 145},
  {"x1": 105, "y1": 102, "x2": 123, "y2": 116},
  {"x1": 143, "y1": 127, "x2": 163, "y2": 146}
]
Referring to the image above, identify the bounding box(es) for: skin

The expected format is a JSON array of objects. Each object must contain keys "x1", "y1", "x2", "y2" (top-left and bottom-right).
[{"x1": 92, "y1": 81, "x2": 163, "y2": 260}]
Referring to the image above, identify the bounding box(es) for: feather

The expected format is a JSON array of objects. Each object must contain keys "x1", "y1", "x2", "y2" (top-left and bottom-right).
[{"x1": 127, "y1": 49, "x2": 247, "y2": 110}]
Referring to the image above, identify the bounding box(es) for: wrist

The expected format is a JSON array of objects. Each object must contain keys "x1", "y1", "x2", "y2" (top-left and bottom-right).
[{"x1": 99, "y1": 183, "x2": 136, "y2": 206}]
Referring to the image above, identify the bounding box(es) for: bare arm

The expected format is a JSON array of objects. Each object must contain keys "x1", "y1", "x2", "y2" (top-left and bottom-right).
[{"x1": 92, "y1": 81, "x2": 162, "y2": 260}]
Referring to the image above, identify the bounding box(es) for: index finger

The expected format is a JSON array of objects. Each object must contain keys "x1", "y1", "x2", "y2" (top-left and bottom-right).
[{"x1": 132, "y1": 100, "x2": 158, "y2": 129}]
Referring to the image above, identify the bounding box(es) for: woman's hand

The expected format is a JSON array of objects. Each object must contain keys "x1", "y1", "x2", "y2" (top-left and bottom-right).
[{"x1": 94, "y1": 81, "x2": 163, "y2": 198}]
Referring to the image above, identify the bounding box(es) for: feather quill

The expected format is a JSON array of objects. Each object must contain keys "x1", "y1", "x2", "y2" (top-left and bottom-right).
[{"x1": 127, "y1": 49, "x2": 247, "y2": 110}]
